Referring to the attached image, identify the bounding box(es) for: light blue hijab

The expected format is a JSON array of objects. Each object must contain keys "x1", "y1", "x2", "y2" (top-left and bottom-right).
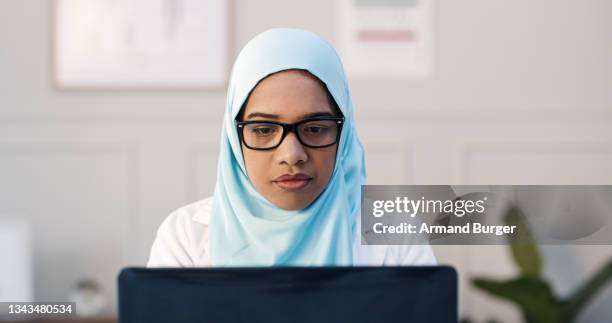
[{"x1": 209, "y1": 28, "x2": 366, "y2": 266}]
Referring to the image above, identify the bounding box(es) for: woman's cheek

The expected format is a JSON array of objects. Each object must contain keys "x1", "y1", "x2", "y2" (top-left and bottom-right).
[
  {"x1": 253, "y1": 159, "x2": 270, "y2": 189},
  {"x1": 321, "y1": 148, "x2": 337, "y2": 178}
]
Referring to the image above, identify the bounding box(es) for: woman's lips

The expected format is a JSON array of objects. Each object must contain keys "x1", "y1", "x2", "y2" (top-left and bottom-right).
[
  {"x1": 273, "y1": 173, "x2": 313, "y2": 191},
  {"x1": 274, "y1": 178, "x2": 312, "y2": 191}
]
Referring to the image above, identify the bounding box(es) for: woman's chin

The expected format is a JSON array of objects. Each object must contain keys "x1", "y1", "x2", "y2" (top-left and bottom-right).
[{"x1": 267, "y1": 192, "x2": 316, "y2": 211}]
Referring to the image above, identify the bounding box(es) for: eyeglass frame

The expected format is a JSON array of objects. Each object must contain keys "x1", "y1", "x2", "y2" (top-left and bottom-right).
[{"x1": 235, "y1": 116, "x2": 345, "y2": 150}]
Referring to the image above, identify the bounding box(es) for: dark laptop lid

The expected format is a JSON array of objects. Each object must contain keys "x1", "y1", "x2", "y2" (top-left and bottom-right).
[{"x1": 118, "y1": 266, "x2": 457, "y2": 323}]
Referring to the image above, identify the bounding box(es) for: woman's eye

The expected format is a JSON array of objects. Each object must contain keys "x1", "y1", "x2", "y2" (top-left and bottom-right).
[
  {"x1": 303, "y1": 126, "x2": 329, "y2": 134},
  {"x1": 251, "y1": 127, "x2": 277, "y2": 136}
]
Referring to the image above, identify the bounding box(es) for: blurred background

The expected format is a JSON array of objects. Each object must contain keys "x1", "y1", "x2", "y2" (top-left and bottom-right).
[{"x1": 0, "y1": 0, "x2": 611, "y2": 322}]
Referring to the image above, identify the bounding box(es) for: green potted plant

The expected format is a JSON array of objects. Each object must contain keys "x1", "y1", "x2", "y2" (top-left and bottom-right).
[{"x1": 467, "y1": 205, "x2": 612, "y2": 323}]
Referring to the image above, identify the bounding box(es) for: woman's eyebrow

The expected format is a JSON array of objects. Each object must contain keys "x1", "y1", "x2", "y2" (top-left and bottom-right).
[
  {"x1": 300, "y1": 112, "x2": 335, "y2": 119},
  {"x1": 246, "y1": 112, "x2": 279, "y2": 120},
  {"x1": 245, "y1": 111, "x2": 335, "y2": 120}
]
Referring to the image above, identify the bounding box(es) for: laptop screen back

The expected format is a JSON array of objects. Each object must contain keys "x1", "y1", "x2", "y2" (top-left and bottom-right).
[{"x1": 118, "y1": 266, "x2": 457, "y2": 323}]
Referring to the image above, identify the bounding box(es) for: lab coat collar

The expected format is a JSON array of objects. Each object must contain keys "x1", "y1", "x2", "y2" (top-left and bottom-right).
[
  {"x1": 191, "y1": 198, "x2": 212, "y2": 225},
  {"x1": 192, "y1": 210, "x2": 210, "y2": 225}
]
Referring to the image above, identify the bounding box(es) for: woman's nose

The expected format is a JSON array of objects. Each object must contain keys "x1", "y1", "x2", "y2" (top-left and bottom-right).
[{"x1": 274, "y1": 132, "x2": 308, "y2": 165}]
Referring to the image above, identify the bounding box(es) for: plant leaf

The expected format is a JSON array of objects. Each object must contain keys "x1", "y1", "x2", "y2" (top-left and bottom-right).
[
  {"x1": 472, "y1": 276, "x2": 564, "y2": 323},
  {"x1": 504, "y1": 204, "x2": 542, "y2": 276},
  {"x1": 565, "y1": 258, "x2": 612, "y2": 320}
]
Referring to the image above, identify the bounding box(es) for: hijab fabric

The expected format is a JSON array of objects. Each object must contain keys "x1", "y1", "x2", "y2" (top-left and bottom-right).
[{"x1": 209, "y1": 28, "x2": 366, "y2": 266}]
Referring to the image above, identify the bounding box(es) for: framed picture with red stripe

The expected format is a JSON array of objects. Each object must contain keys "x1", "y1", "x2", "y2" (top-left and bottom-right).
[{"x1": 338, "y1": 0, "x2": 434, "y2": 78}]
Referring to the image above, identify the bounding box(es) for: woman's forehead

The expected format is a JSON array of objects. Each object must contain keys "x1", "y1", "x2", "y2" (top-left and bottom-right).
[{"x1": 238, "y1": 69, "x2": 339, "y2": 121}]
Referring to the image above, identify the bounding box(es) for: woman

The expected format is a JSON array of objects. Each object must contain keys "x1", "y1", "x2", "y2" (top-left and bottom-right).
[{"x1": 147, "y1": 28, "x2": 436, "y2": 267}]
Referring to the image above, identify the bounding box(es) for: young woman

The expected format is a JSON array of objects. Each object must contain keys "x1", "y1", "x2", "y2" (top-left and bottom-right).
[{"x1": 147, "y1": 28, "x2": 436, "y2": 267}]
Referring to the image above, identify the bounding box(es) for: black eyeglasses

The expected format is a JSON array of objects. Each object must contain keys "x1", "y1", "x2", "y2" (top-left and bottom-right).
[{"x1": 235, "y1": 117, "x2": 344, "y2": 150}]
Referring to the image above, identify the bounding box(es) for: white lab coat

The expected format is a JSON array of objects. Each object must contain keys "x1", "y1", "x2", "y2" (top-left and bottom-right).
[{"x1": 147, "y1": 197, "x2": 437, "y2": 267}]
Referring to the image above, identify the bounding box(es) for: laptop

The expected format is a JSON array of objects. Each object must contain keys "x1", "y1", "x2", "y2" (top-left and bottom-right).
[{"x1": 118, "y1": 266, "x2": 457, "y2": 323}]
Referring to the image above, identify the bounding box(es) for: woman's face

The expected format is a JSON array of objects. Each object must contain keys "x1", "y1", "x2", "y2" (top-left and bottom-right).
[{"x1": 239, "y1": 70, "x2": 339, "y2": 210}]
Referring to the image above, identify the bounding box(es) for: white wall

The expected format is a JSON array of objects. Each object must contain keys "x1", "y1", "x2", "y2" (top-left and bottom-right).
[{"x1": 1, "y1": 0, "x2": 611, "y2": 321}]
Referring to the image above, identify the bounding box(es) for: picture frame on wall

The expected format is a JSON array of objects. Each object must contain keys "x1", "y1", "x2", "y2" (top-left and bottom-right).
[
  {"x1": 52, "y1": 0, "x2": 229, "y2": 90},
  {"x1": 338, "y1": 0, "x2": 434, "y2": 79}
]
